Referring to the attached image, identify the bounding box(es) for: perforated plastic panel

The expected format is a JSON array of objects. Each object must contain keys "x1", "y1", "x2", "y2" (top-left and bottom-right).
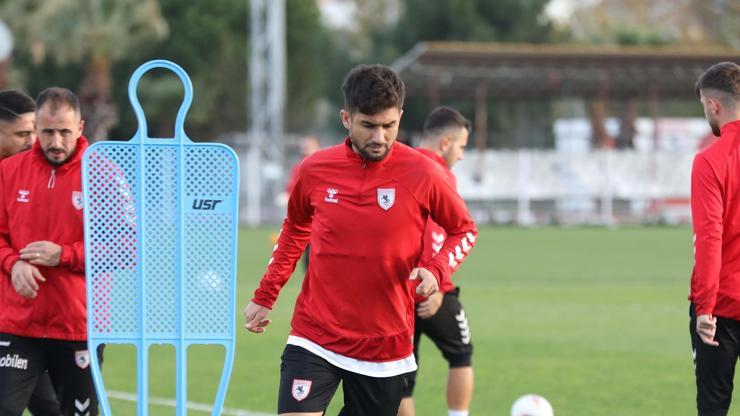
[
  {"x1": 85, "y1": 145, "x2": 237, "y2": 340},
  {"x1": 86, "y1": 146, "x2": 140, "y2": 337},
  {"x1": 82, "y1": 60, "x2": 239, "y2": 416}
]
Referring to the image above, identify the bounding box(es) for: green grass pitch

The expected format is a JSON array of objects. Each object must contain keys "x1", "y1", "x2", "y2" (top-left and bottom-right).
[{"x1": 86, "y1": 226, "x2": 722, "y2": 415}]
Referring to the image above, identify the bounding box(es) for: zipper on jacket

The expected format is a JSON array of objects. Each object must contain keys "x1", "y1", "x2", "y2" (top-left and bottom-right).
[{"x1": 47, "y1": 168, "x2": 56, "y2": 189}]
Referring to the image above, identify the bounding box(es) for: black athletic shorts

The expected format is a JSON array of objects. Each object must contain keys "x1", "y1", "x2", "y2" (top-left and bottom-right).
[
  {"x1": 690, "y1": 303, "x2": 740, "y2": 416},
  {"x1": 26, "y1": 372, "x2": 59, "y2": 416},
  {"x1": 278, "y1": 344, "x2": 407, "y2": 415},
  {"x1": 404, "y1": 287, "x2": 473, "y2": 397},
  {"x1": 26, "y1": 344, "x2": 105, "y2": 416},
  {"x1": 0, "y1": 333, "x2": 100, "y2": 416}
]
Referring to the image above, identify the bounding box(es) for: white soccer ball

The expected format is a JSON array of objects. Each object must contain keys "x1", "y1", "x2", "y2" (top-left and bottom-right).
[{"x1": 510, "y1": 394, "x2": 554, "y2": 416}]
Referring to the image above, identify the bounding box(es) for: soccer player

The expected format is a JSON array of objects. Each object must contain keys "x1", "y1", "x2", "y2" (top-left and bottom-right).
[
  {"x1": 243, "y1": 64, "x2": 478, "y2": 416},
  {"x1": 0, "y1": 87, "x2": 99, "y2": 416},
  {"x1": 0, "y1": 89, "x2": 63, "y2": 416},
  {"x1": 398, "y1": 106, "x2": 473, "y2": 416},
  {"x1": 0, "y1": 90, "x2": 35, "y2": 159},
  {"x1": 689, "y1": 61, "x2": 740, "y2": 416}
]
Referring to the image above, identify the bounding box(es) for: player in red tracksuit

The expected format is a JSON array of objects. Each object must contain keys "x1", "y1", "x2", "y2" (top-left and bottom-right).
[
  {"x1": 244, "y1": 65, "x2": 478, "y2": 416},
  {"x1": 0, "y1": 88, "x2": 99, "y2": 416},
  {"x1": 689, "y1": 61, "x2": 740, "y2": 416},
  {"x1": 398, "y1": 106, "x2": 473, "y2": 416},
  {"x1": 0, "y1": 89, "x2": 63, "y2": 416}
]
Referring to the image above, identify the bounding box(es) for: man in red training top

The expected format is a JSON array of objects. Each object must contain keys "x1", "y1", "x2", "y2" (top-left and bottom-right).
[
  {"x1": 398, "y1": 106, "x2": 473, "y2": 416},
  {"x1": 0, "y1": 89, "x2": 64, "y2": 416},
  {"x1": 689, "y1": 61, "x2": 740, "y2": 416},
  {"x1": 243, "y1": 64, "x2": 477, "y2": 416},
  {"x1": 0, "y1": 87, "x2": 98, "y2": 416}
]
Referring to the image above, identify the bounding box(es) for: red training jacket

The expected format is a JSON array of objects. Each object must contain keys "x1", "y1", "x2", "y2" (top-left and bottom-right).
[
  {"x1": 689, "y1": 120, "x2": 740, "y2": 319},
  {"x1": 415, "y1": 148, "x2": 458, "y2": 303},
  {"x1": 253, "y1": 138, "x2": 477, "y2": 362},
  {"x1": 0, "y1": 136, "x2": 89, "y2": 340}
]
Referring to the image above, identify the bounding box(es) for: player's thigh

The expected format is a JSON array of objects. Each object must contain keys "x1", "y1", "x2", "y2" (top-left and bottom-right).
[
  {"x1": 0, "y1": 333, "x2": 44, "y2": 416},
  {"x1": 419, "y1": 290, "x2": 473, "y2": 367},
  {"x1": 340, "y1": 370, "x2": 406, "y2": 416},
  {"x1": 690, "y1": 304, "x2": 739, "y2": 414},
  {"x1": 45, "y1": 340, "x2": 98, "y2": 416},
  {"x1": 278, "y1": 345, "x2": 340, "y2": 415}
]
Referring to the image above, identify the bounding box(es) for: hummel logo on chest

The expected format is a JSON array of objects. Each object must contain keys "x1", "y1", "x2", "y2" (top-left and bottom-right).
[
  {"x1": 17, "y1": 190, "x2": 30, "y2": 203},
  {"x1": 324, "y1": 188, "x2": 339, "y2": 203}
]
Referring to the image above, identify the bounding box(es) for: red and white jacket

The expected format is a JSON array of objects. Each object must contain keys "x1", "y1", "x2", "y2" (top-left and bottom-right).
[
  {"x1": 252, "y1": 138, "x2": 477, "y2": 366},
  {"x1": 415, "y1": 148, "x2": 459, "y2": 303},
  {"x1": 0, "y1": 136, "x2": 89, "y2": 341}
]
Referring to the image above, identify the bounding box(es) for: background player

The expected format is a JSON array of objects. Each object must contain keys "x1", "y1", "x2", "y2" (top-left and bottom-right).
[
  {"x1": 399, "y1": 106, "x2": 474, "y2": 416},
  {"x1": 689, "y1": 61, "x2": 740, "y2": 416}
]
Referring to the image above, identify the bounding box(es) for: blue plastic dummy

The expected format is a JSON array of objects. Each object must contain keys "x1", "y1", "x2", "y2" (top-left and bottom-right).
[{"x1": 82, "y1": 60, "x2": 239, "y2": 415}]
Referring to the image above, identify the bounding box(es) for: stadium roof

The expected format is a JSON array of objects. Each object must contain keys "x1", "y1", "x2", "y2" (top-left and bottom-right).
[{"x1": 393, "y1": 42, "x2": 740, "y2": 100}]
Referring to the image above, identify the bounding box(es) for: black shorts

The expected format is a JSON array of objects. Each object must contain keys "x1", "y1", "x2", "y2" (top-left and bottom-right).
[
  {"x1": 0, "y1": 333, "x2": 100, "y2": 416},
  {"x1": 278, "y1": 344, "x2": 407, "y2": 416},
  {"x1": 404, "y1": 287, "x2": 473, "y2": 397},
  {"x1": 26, "y1": 372, "x2": 59, "y2": 416},
  {"x1": 26, "y1": 344, "x2": 105, "y2": 416},
  {"x1": 689, "y1": 303, "x2": 740, "y2": 416}
]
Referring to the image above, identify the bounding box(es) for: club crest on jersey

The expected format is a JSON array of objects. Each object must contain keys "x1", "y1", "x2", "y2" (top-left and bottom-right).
[
  {"x1": 74, "y1": 350, "x2": 90, "y2": 369},
  {"x1": 16, "y1": 189, "x2": 30, "y2": 203},
  {"x1": 377, "y1": 188, "x2": 395, "y2": 210},
  {"x1": 324, "y1": 188, "x2": 339, "y2": 203},
  {"x1": 292, "y1": 379, "x2": 312, "y2": 402},
  {"x1": 72, "y1": 191, "x2": 83, "y2": 210}
]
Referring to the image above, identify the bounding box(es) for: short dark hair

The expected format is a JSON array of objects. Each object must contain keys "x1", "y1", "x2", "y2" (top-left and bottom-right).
[
  {"x1": 695, "y1": 62, "x2": 740, "y2": 107},
  {"x1": 423, "y1": 106, "x2": 471, "y2": 139},
  {"x1": 36, "y1": 87, "x2": 81, "y2": 115},
  {"x1": 341, "y1": 64, "x2": 405, "y2": 115},
  {"x1": 0, "y1": 90, "x2": 35, "y2": 122}
]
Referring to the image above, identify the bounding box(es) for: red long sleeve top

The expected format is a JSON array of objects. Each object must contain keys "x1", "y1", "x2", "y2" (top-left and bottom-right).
[
  {"x1": 415, "y1": 148, "x2": 459, "y2": 303},
  {"x1": 690, "y1": 120, "x2": 740, "y2": 318},
  {"x1": 253, "y1": 138, "x2": 477, "y2": 362}
]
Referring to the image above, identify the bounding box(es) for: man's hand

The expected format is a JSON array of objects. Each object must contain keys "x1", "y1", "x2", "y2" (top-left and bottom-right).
[
  {"x1": 417, "y1": 291, "x2": 443, "y2": 319},
  {"x1": 19, "y1": 241, "x2": 62, "y2": 267},
  {"x1": 697, "y1": 314, "x2": 720, "y2": 346},
  {"x1": 243, "y1": 301, "x2": 272, "y2": 333},
  {"x1": 11, "y1": 260, "x2": 46, "y2": 299},
  {"x1": 409, "y1": 267, "x2": 438, "y2": 298}
]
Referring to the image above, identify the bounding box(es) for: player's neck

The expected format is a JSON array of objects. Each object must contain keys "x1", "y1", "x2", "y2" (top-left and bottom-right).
[{"x1": 418, "y1": 143, "x2": 443, "y2": 158}]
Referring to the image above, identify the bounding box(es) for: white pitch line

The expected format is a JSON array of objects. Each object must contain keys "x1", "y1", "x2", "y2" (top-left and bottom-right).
[{"x1": 106, "y1": 390, "x2": 272, "y2": 416}]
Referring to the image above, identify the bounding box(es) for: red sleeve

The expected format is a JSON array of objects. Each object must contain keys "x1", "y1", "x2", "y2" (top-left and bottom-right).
[
  {"x1": 690, "y1": 153, "x2": 724, "y2": 315},
  {"x1": 285, "y1": 163, "x2": 301, "y2": 195},
  {"x1": 252, "y1": 166, "x2": 313, "y2": 309},
  {"x1": 0, "y1": 165, "x2": 20, "y2": 275},
  {"x1": 418, "y1": 169, "x2": 477, "y2": 284},
  {"x1": 59, "y1": 241, "x2": 85, "y2": 273}
]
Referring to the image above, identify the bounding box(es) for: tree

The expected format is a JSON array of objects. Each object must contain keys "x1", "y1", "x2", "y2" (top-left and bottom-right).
[
  {"x1": 393, "y1": 0, "x2": 553, "y2": 53},
  {"x1": 0, "y1": 0, "x2": 168, "y2": 141},
  {"x1": 118, "y1": 0, "x2": 249, "y2": 139},
  {"x1": 284, "y1": 0, "x2": 331, "y2": 132},
  {"x1": 568, "y1": 0, "x2": 740, "y2": 48}
]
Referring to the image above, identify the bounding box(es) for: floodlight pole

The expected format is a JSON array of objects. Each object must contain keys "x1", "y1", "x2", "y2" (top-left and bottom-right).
[{"x1": 245, "y1": 0, "x2": 285, "y2": 225}]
